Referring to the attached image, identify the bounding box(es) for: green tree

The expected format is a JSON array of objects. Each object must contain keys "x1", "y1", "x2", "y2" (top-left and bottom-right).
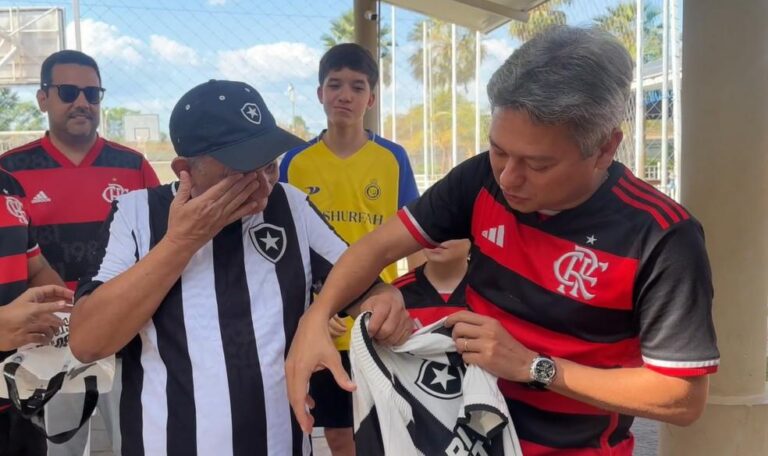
[
  {"x1": 322, "y1": 10, "x2": 355, "y2": 50},
  {"x1": 508, "y1": 0, "x2": 572, "y2": 43},
  {"x1": 0, "y1": 88, "x2": 45, "y2": 131},
  {"x1": 387, "y1": 89, "x2": 487, "y2": 179},
  {"x1": 594, "y1": 2, "x2": 663, "y2": 63},
  {"x1": 277, "y1": 115, "x2": 313, "y2": 141},
  {"x1": 321, "y1": 9, "x2": 391, "y2": 57},
  {"x1": 103, "y1": 107, "x2": 140, "y2": 140},
  {"x1": 407, "y1": 19, "x2": 485, "y2": 91},
  {"x1": 289, "y1": 115, "x2": 312, "y2": 140}
]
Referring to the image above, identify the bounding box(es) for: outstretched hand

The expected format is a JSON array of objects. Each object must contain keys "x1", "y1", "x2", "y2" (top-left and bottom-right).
[
  {"x1": 0, "y1": 285, "x2": 73, "y2": 351},
  {"x1": 285, "y1": 308, "x2": 353, "y2": 434},
  {"x1": 285, "y1": 283, "x2": 411, "y2": 434}
]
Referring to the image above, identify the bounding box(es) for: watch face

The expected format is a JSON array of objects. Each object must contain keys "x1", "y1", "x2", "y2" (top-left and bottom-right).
[{"x1": 533, "y1": 358, "x2": 556, "y2": 382}]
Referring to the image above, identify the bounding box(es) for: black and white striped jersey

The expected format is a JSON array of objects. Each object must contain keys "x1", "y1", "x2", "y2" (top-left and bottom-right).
[
  {"x1": 77, "y1": 182, "x2": 347, "y2": 456},
  {"x1": 350, "y1": 314, "x2": 523, "y2": 456}
]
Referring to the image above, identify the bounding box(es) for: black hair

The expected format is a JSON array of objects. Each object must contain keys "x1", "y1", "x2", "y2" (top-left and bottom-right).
[
  {"x1": 318, "y1": 43, "x2": 378, "y2": 89},
  {"x1": 40, "y1": 50, "x2": 101, "y2": 88}
]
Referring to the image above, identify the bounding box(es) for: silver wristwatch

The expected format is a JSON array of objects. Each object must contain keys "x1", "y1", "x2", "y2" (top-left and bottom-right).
[{"x1": 528, "y1": 354, "x2": 556, "y2": 389}]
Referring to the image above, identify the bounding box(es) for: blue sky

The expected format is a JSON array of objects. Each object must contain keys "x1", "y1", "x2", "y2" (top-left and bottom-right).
[{"x1": 1, "y1": 0, "x2": 660, "y2": 135}]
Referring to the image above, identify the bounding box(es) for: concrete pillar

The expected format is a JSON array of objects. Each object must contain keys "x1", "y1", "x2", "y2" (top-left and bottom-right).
[
  {"x1": 354, "y1": 0, "x2": 380, "y2": 133},
  {"x1": 660, "y1": 1, "x2": 768, "y2": 454}
]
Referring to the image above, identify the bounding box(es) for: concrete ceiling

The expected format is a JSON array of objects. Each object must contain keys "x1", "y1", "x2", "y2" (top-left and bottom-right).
[{"x1": 383, "y1": 0, "x2": 551, "y2": 33}]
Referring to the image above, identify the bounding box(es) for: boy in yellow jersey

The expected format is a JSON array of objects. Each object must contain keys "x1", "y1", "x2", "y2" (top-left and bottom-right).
[{"x1": 280, "y1": 43, "x2": 420, "y2": 455}]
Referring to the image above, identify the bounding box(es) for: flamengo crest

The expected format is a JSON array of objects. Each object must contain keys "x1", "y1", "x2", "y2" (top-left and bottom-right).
[
  {"x1": 102, "y1": 183, "x2": 128, "y2": 203},
  {"x1": 5, "y1": 196, "x2": 27, "y2": 224},
  {"x1": 554, "y1": 245, "x2": 608, "y2": 300}
]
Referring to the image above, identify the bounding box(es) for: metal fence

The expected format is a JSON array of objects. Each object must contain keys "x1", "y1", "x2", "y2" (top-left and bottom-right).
[{"x1": 0, "y1": 0, "x2": 682, "y2": 196}]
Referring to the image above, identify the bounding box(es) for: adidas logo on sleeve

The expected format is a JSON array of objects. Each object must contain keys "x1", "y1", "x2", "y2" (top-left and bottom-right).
[
  {"x1": 31, "y1": 190, "x2": 52, "y2": 204},
  {"x1": 350, "y1": 313, "x2": 522, "y2": 456},
  {"x1": 481, "y1": 224, "x2": 505, "y2": 247}
]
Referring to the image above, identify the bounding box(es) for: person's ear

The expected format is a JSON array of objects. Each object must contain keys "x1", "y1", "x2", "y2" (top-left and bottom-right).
[
  {"x1": 36, "y1": 88, "x2": 48, "y2": 112},
  {"x1": 595, "y1": 128, "x2": 622, "y2": 170},
  {"x1": 171, "y1": 157, "x2": 192, "y2": 179}
]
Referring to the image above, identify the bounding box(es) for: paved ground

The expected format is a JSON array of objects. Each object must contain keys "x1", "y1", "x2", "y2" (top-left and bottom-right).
[
  {"x1": 91, "y1": 416, "x2": 658, "y2": 455},
  {"x1": 91, "y1": 415, "x2": 334, "y2": 455},
  {"x1": 306, "y1": 422, "x2": 659, "y2": 456},
  {"x1": 633, "y1": 418, "x2": 660, "y2": 456}
]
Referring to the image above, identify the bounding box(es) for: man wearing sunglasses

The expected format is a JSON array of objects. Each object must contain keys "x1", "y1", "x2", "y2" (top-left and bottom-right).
[{"x1": 0, "y1": 50, "x2": 159, "y2": 456}]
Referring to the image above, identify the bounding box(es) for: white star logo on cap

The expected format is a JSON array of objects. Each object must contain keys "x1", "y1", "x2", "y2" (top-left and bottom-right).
[{"x1": 241, "y1": 102, "x2": 262, "y2": 125}]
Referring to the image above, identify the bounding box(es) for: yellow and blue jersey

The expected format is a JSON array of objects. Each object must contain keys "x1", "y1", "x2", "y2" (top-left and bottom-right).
[{"x1": 280, "y1": 130, "x2": 419, "y2": 349}]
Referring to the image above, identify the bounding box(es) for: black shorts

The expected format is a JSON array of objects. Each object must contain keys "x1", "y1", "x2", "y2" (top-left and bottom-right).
[
  {"x1": 309, "y1": 350, "x2": 353, "y2": 428},
  {"x1": 0, "y1": 406, "x2": 47, "y2": 456}
]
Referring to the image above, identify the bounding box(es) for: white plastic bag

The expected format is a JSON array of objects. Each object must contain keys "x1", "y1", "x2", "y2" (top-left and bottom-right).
[{"x1": 0, "y1": 312, "x2": 114, "y2": 443}]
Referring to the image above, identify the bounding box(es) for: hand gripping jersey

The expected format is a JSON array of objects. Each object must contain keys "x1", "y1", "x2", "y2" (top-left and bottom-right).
[
  {"x1": 350, "y1": 313, "x2": 522, "y2": 456},
  {"x1": 397, "y1": 154, "x2": 719, "y2": 454}
]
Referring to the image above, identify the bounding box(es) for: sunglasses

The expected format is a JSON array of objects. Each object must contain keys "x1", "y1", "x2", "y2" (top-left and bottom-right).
[{"x1": 43, "y1": 84, "x2": 105, "y2": 104}]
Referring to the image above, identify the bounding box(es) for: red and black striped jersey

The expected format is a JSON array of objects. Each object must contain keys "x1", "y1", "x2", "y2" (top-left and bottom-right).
[
  {"x1": 0, "y1": 168, "x2": 39, "y2": 305},
  {"x1": 0, "y1": 168, "x2": 40, "y2": 398},
  {"x1": 393, "y1": 264, "x2": 467, "y2": 328},
  {"x1": 0, "y1": 135, "x2": 159, "y2": 290},
  {"x1": 398, "y1": 153, "x2": 719, "y2": 455}
]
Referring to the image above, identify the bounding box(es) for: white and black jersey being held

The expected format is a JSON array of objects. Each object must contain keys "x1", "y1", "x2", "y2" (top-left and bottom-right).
[
  {"x1": 77, "y1": 182, "x2": 347, "y2": 456},
  {"x1": 350, "y1": 313, "x2": 523, "y2": 456}
]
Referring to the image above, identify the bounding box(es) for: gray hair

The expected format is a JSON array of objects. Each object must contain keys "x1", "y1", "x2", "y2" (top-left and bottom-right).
[{"x1": 487, "y1": 26, "x2": 633, "y2": 156}]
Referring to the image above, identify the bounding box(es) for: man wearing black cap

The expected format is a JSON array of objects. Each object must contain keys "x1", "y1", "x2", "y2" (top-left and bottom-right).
[{"x1": 68, "y1": 80, "x2": 411, "y2": 456}]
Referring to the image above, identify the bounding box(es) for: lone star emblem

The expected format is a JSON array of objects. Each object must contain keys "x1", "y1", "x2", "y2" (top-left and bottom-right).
[
  {"x1": 248, "y1": 223, "x2": 286, "y2": 263},
  {"x1": 241, "y1": 102, "x2": 262, "y2": 125},
  {"x1": 415, "y1": 360, "x2": 462, "y2": 399},
  {"x1": 260, "y1": 231, "x2": 280, "y2": 251},
  {"x1": 430, "y1": 364, "x2": 457, "y2": 391}
]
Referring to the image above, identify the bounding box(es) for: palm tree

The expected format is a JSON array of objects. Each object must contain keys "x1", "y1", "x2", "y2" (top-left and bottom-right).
[
  {"x1": 407, "y1": 19, "x2": 485, "y2": 91},
  {"x1": 387, "y1": 93, "x2": 487, "y2": 177},
  {"x1": 594, "y1": 2, "x2": 663, "y2": 63},
  {"x1": 508, "y1": 0, "x2": 572, "y2": 43},
  {"x1": 321, "y1": 10, "x2": 356, "y2": 50}
]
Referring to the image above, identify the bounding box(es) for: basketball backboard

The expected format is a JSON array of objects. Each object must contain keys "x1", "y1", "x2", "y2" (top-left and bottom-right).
[
  {"x1": 0, "y1": 8, "x2": 65, "y2": 86},
  {"x1": 124, "y1": 114, "x2": 160, "y2": 142}
]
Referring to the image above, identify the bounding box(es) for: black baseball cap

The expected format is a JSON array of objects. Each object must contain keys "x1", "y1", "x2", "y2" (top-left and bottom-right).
[{"x1": 169, "y1": 80, "x2": 306, "y2": 172}]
